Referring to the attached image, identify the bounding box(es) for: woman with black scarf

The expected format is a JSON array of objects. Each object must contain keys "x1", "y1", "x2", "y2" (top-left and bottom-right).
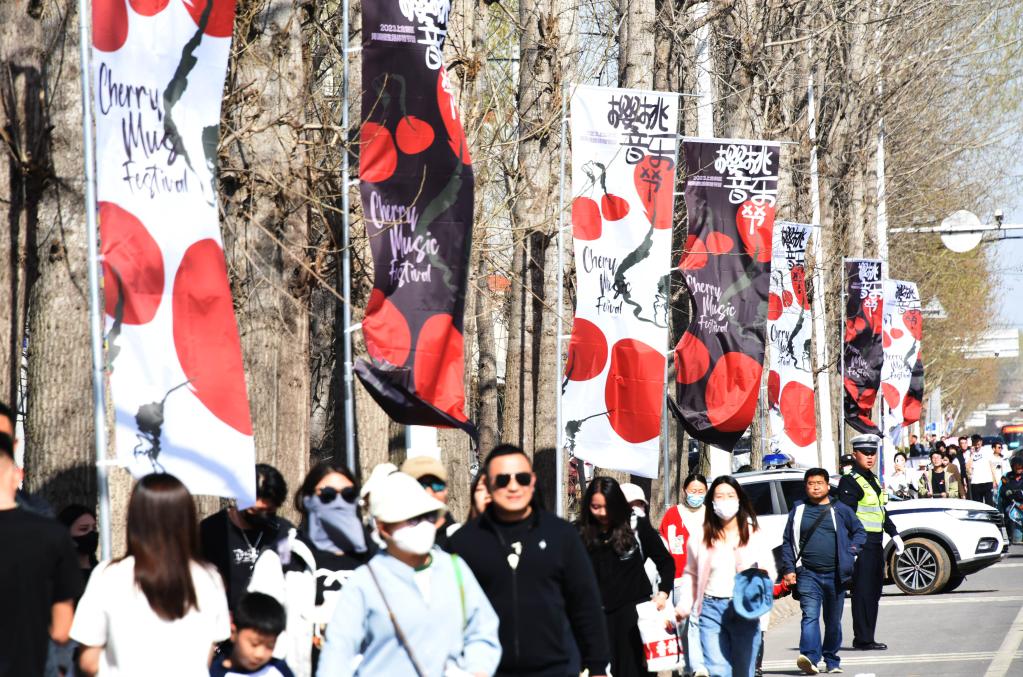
[{"x1": 578, "y1": 477, "x2": 675, "y2": 676}]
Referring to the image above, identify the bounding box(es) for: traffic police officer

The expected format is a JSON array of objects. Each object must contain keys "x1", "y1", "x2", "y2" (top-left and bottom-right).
[{"x1": 837, "y1": 434, "x2": 905, "y2": 650}]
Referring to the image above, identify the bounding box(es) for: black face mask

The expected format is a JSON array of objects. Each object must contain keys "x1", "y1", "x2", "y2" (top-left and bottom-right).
[{"x1": 73, "y1": 531, "x2": 99, "y2": 556}]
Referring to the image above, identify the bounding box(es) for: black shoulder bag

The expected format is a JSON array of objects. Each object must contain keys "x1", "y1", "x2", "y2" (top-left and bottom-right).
[{"x1": 790, "y1": 504, "x2": 833, "y2": 601}]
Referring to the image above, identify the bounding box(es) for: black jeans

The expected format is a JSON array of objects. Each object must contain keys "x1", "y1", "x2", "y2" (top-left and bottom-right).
[{"x1": 971, "y1": 482, "x2": 994, "y2": 506}]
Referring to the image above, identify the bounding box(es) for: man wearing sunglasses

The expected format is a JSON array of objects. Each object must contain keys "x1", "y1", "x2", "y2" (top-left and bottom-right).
[
  {"x1": 836, "y1": 435, "x2": 905, "y2": 652},
  {"x1": 449, "y1": 444, "x2": 610, "y2": 676},
  {"x1": 401, "y1": 455, "x2": 460, "y2": 551}
]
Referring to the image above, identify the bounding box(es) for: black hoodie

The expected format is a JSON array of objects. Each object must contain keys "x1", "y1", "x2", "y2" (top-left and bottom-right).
[{"x1": 449, "y1": 507, "x2": 610, "y2": 676}]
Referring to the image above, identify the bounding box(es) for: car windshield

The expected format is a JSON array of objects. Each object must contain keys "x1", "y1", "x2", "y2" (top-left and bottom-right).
[{"x1": 743, "y1": 481, "x2": 774, "y2": 516}]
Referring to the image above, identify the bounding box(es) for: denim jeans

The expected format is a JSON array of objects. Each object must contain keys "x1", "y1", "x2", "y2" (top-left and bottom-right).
[
  {"x1": 682, "y1": 614, "x2": 706, "y2": 674},
  {"x1": 797, "y1": 568, "x2": 844, "y2": 670},
  {"x1": 698, "y1": 596, "x2": 761, "y2": 677}
]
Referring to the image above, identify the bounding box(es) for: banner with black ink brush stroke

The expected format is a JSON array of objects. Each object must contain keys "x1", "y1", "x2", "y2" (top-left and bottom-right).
[
  {"x1": 881, "y1": 280, "x2": 924, "y2": 431},
  {"x1": 843, "y1": 259, "x2": 885, "y2": 436}
]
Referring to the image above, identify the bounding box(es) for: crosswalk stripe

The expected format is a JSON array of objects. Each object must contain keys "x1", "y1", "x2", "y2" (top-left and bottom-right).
[{"x1": 762, "y1": 650, "x2": 1023, "y2": 670}]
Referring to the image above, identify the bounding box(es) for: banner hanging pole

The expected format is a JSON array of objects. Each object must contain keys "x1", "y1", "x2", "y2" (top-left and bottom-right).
[
  {"x1": 555, "y1": 92, "x2": 568, "y2": 518},
  {"x1": 840, "y1": 259, "x2": 847, "y2": 458},
  {"x1": 77, "y1": 0, "x2": 113, "y2": 560},
  {"x1": 340, "y1": 0, "x2": 356, "y2": 472}
]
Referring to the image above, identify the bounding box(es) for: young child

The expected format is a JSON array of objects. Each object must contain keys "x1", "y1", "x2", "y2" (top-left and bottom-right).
[{"x1": 210, "y1": 592, "x2": 294, "y2": 677}]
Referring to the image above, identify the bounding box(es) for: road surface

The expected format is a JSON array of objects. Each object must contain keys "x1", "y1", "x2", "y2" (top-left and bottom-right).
[{"x1": 762, "y1": 543, "x2": 1023, "y2": 676}]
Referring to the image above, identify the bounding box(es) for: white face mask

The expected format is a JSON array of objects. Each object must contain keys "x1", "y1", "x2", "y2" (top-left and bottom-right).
[
  {"x1": 712, "y1": 498, "x2": 740, "y2": 521},
  {"x1": 632, "y1": 506, "x2": 646, "y2": 519},
  {"x1": 389, "y1": 520, "x2": 437, "y2": 555}
]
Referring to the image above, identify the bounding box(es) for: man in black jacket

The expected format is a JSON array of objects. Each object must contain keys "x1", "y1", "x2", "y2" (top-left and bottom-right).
[{"x1": 449, "y1": 445, "x2": 610, "y2": 676}]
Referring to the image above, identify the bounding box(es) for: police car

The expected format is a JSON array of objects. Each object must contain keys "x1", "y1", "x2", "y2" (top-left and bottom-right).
[{"x1": 733, "y1": 469, "x2": 1008, "y2": 595}]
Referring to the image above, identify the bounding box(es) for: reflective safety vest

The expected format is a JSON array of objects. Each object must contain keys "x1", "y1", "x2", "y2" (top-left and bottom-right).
[{"x1": 853, "y1": 472, "x2": 887, "y2": 533}]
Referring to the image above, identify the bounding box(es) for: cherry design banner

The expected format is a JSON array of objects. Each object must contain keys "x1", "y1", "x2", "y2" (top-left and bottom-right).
[
  {"x1": 670, "y1": 139, "x2": 780, "y2": 452},
  {"x1": 767, "y1": 222, "x2": 816, "y2": 463},
  {"x1": 354, "y1": 0, "x2": 475, "y2": 433},
  {"x1": 881, "y1": 280, "x2": 924, "y2": 431},
  {"x1": 92, "y1": 0, "x2": 254, "y2": 503},
  {"x1": 843, "y1": 259, "x2": 884, "y2": 436},
  {"x1": 562, "y1": 85, "x2": 678, "y2": 477}
]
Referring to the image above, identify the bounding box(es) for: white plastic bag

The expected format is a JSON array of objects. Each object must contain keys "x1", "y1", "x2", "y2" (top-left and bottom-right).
[{"x1": 635, "y1": 600, "x2": 683, "y2": 672}]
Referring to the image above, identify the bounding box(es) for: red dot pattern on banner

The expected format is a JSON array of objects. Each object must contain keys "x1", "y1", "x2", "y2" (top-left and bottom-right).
[
  {"x1": 843, "y1": 377, "x2": 858, "y2": 398},
  {"x1": 706, "y1": 232, "x2": 734, "y2": 255},
  {"x1": 782, "y1": 290, "x2": 794, "y2": 307},
  {"x1": 679, "y1": 235, "x2": 708, "y2": 270},
  {"x1": 601, "y1": 194, "x2": 629, "y2": 221},
  {"x1": 767, "y1": 293, "x2": 782, "y2": 321},
  {"x1": 173, "y1": 239, "x2": 253, "y2": 435},
  {"x1": 414, "y1": 314, "x2": 468, "y2": 422},
  {"x1": 572, "y1": 197, "x2": 601, "y2": 241},
  {"x1": 705, "y1": 352, "x2": 762, "y2": 432},
  {"x1": 633, "y1": 155, "x2": 674, "y2": 229},
  {"x1": 891, "y1": 328, "x2": 903, "y2": 339},
  {"x1": 99, "y1": 202, "x2": 165, "y2": 325},
  {"x1": 565, "y1": 318, "x2": 608, "y2": 381},
  {"x1": 605, "y1": 339, "x2": 665, "y2": 443},
  {"x1": 882, "y1": 331, "x2": 892, "y2": 349},
  {"x1": 903, "y1": 310, "x2": 923, "y2": 340},
  {"x1": 736, "y1": 201, "x2": 775, "y2": 263},
  {"x1": 674, "y1": 332, "x2": 710, "y2": 385},
  {"x1": 182, "y1": 0, "x2": 237, "y2": 38},
  {"x1": 845, "y1": 317, "x2": 866, "y2": 342},
  {"x1": 857, "y1": 388, "x2": 876, "y2": 409},
  {"x1": 781, "y1": 382, "x2": 816, "y2": 447},
  {"x1": 395, "y1": 116, "x2": 435, "y2": 155},
  {"x1": 903, "y1": 394, "x2": 922, "y2": 423},
  {"x1": 130, "y1": 0, "x2": 170, "y2": 15},
  {"x1": 767, "y1": 370, "x2": 780, "y2": 407},
  {"x1": 436, "y1": 71, "x2": 472, "y2": 164},
  {"x1": 362, "y1": 289, "x2": 411, "y2": 366},
  {"x1": 93, "y1": 0, "x2": 129, "y2": 52},
  {"x1": 790, "y1": 266, "x2": 809, "y2": 309},
  {"x1": 359, "y1": 122, "x2": 398, "y2": 183},
  {"x1": 882, "y1": 382, "x2": 900, "y2": 409}
]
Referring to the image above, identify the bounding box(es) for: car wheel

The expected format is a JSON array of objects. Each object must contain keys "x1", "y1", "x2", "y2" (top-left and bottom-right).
[
  {"x1": 890, "y1": 538, "x2": 951, "y2": 595},
  {"x1": 944, "y1": 573, "x2": 965, "y2": 592}
]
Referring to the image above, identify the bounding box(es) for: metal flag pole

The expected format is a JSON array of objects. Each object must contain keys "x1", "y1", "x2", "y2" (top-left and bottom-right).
[
  {"x1": 555, "y1": 91, "x2": 568, "y2": 518},
  {"x1": 340, "y1": 0, "x2": 357, "y2": 472},
  {"x1": 875, "y1": 118, "x2": 889, "y2": 483},
  {"x1": 839, "y1": 259, "x2": 847, "y2": 458},
  {"x1": 77, "y1": 0, "x2": 113, "y2": 560},
  {"x1": 662, "y1": 351, "x2": 671, "y2": 510}
]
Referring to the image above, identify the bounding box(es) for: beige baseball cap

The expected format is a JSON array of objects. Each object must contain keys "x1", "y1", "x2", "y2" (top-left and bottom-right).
[{"x1": 400, "y1": 455, "x2": 448, "y2": 483}]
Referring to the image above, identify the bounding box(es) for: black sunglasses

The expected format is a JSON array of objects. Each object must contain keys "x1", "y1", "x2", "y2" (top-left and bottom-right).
[
  {"x1": 857, "y1": 450, "x2": 878, "y2": 456},
  {"x1": 317, "y1": 485, "x2": 358, "y2": 504},
  {"x1": 492, "y1": 472, "x2": 532, "y2": 489}
]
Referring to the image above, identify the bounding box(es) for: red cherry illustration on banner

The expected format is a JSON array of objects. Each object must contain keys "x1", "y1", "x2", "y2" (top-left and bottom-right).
[
  {"x1": 572, "y1": 197, "x2": 602, "y2": 241},
  {"x1": 565, "y1": 318, "x2": 608, "y2": 381},
  {"x1": 882, "y1": 382, "x2": 900, "y2": 409},
  {"x1": 130, "y1": 0, "x2": 170, "y2": 15},
  {"x1": 395, "y1": 116, "x2": 435, "y2": 155},
  {"x1": 891, "y1": 328, "x2": 904, "y2": 339},
  {"x1": 706, "y1": 352, "x2": 762, "y2": 432},
  {"x1": 633, "y1": 155, "x2": 674, "y2": 229},
  {"x1": 882, "y1": 331, "x2": 892, "y2": 349},
  {"x1": 99, "y1": 202, "x2": 165, "y2": 325},
  {"x1": 93, "y1": 0, "x2": 129, "y2": 52},
  {"x1": 780, "y1": 382, "x2": 816, "y2": 447},
  {"x1": 857, "y1": 387, "x2": 876, "y2": 409},
  {"x1": 767, "y1": 370, "x2": 780, "y2": 407},
  {"x1": 362, "y1": 289, "x2": 412, "y2": 366},
  {"x1": 705, "y1": 232, "x2": 734, "y2": 255},
  {"x1": 903, "y1": 394, "x2": 922, "y2": 423},
  {"x1": 790, "y1": 266, "x2": 809, "y2": 309},
  {"x1": 605, "y1": 339, "x2": 665, "y2": 443},
  {"x1": 844, "y1": 317, "x2": 866, "y2": 342},
  {"x1": 859, "y1": 414, "x2": 876, "y2": 429},
  {"x1": 436, "y1": 70, "x2": 472, "y2": 164},
  {"x1": 679, "y1": 235, "x2": 708, "y2": 270},
  {"x1": 359, "y1": 122, "x2": 398, "y2": 184},
  {"x1": 173, "y1": 239, "x2": 253, "y2": 435},
  {"x1": 767, "y1": 293, "x2": 783, "y2": 321},
  {"x1": 782, "y1": 290, "x2": 794, "y2": 308},
  {"x1": 843, "y1": 377, "x2": 858, "y2": 398},
  {"x1": 182, "y1": 0, "x2": 237, "y2": 38},
  {"x1": 903, "y1": 309, "x2": 923, "y2": 340},
  {"x1": 736, "y1": 201, "x2": 775, "y2": 263},
  {"x1": 414, "y1": 314, "x2": 468, "y2": 422},
  {"x1": 674, "y1": 331, "x2": 710, "y2": 385},
  {"x1": 601, "y1": 194, "x2": 630, "y2": 221}
]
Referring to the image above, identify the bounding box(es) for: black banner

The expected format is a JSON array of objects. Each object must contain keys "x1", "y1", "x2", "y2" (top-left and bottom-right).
[
  {"x1": 843, "y1": 259, "x2": 884, "y2": 436},
  {"x1": 670, "y1": 140, "x2": 779, "y2": 451},
  {"x1": 354, "y1": 0, "x2": 475, "y2": 434}
]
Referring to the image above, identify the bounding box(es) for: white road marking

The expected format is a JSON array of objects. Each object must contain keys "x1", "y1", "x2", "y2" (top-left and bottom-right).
[
  {"x1": 838, "y1": 595, "x2": 1023, "y2": 607},
  {"x1": 763, "y1": 651, "x2": 1023, "y2": 670},
  {"x1": 991, "y1": 562, "x2": 1023, "y2": 568},
  {"x1": 984, "y1": 601, "x2": 1023, "y2": 676}
]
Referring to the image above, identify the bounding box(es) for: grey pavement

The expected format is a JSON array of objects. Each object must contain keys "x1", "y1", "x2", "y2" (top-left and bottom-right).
[{"x1": 761, "y1": 544, "x2": 1023, "y2": 677}]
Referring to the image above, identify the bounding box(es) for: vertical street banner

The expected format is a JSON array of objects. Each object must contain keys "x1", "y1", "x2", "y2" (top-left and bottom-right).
[
  {"x1": 92, "y1": 1, "x2": 254, "y2": 503},
  {"x1": 843, "y1": 259, "x2": 884, "y2": 436},
  {"x1": 671, "y1": 139, "x2": 780, "y2": 451},
  {"x1": 354, "y1": 0, "x2": 475, "y2": 434},
  {"x1": 767, "y1": 222, "x2": 817, "y2": 463},
  {"x1": 562, "y1": 85, "x2": 678, "y2": 477},
  {"x1": 881, "y1": 280, "x2": 924, "y2": 431}
]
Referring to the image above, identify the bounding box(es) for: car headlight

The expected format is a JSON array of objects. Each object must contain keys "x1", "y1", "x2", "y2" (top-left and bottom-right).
[{"x1": 945, "y1": 509, "x2": 999, "y2": 522}]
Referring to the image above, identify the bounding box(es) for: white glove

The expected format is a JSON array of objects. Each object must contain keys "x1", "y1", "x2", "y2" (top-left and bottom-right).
[{"x1": 892, "y1": 534, "x2": 905, "y2": 555}]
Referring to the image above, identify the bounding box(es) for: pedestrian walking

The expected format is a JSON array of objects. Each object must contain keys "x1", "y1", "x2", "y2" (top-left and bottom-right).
[
  {"x1": 318, "y1": 471, "x2": 500, "y2": 676},
  {"x1": 210, "y1": 592, "x2": 295, "y2": 677},
  {"x1": 998, "y1": 457, "x2": 1023, "y2": 544},
  {"x1": 70, "y1": 473, "x2": 230, "y2": 676},
  {"x1": 917, "y1": 451, "x2": 960, "y2": 498},
  {"x1": 675, "y1": 476, "x2": 777, "y2": 677},
  {"x1": 780, "y1": 469, "x2": 866, "y2": 674},
  {"x1": 578, "y1": 477, "x2": 674, "y2": 677},
  {"x1": 884, "y1": 453, "x2": 916, "y2": 500},
  {"x1": 57, "y1": 504, "x2": 100, "y2": 585},
  {"x1": 947, "y1": 444, "x2": 969, "y2": 496},
  {"x1": 967, "y1": 434, "x2": 997, "y2": 506},
  {"x1": 401, "y1": 455, "x2": 460, "y2": 549},
  {"x1": 468, "y1": 472, "x2": 491, "y2": 521},
  {"x1": 907, "y1": 435, "x2": 926, "y2": 458},
  {"x1": 449, "y1": 444, "x2": 610, "y2": 676},
  {"x1": 837, "y1": 435, "x2": 905, "y2": 652}
]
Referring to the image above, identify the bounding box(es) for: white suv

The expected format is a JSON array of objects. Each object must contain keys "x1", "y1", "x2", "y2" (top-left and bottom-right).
[{"x1": 733, "y1": 469, "x2": 1009, "y2": 595}]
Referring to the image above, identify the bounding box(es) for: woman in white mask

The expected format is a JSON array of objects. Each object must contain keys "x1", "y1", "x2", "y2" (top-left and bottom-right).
[
  {"x1": 675, "y1": 476, "x2": 775, "y2": 677},
  {"x1": 318, "y1": 471, "x2": 501, "y2": 677}
]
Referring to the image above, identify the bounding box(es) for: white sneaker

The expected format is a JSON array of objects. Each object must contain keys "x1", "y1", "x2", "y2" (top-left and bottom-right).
[
  {"x1": 694, "y1": 670, "x2": 710, "y2": 677},
  {"x1": 796, "y1": 655, "x2": 820, "y2": 675}
]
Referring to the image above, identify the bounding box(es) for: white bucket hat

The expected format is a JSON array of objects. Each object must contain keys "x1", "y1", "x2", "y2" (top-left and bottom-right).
[
  {"x1": 371, "y1": 472, "x2": 445, "y2": 523},
  {"x1": 620, "y1": 482, "x2": 647, "y2": 506}
]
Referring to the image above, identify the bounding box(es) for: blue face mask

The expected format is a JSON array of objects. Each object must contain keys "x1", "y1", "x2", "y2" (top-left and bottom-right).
[{"x1": 685, "y1": 492, "x2": 705, "y2": 508}]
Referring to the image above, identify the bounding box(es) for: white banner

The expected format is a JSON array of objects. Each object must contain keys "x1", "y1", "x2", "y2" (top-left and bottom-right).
[
  {"x1": 766, "y1": 222, "x2": 817, "y2": 465},
  {"x1": 562, "y1": 85, "x2": 678, "y2": 477},
  {"x1": 882, "y1": 280, "x2": 923, "y2": 433},
  {"x1": 93, "y1": 1, "x2": 255, "y2": 503}
]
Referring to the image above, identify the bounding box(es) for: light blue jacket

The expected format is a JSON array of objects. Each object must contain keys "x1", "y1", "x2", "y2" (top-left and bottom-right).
[{"x1": 317, "y1": 548, "x2": 501, "y2": 677}]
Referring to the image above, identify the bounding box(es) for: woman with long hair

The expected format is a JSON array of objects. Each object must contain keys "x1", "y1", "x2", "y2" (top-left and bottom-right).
[
  {"x1": 467, "y1": 472, "x2": 490, "y2": 521},
  {"x1": 675, "y1": 476, "x2": 776, "y2": 677},
  {"x1": 70, "y1": 474, "x2": 229, "y2": 676},
  {"x1": 578, "y1": 477, "x2": 674, "y2": 676}
]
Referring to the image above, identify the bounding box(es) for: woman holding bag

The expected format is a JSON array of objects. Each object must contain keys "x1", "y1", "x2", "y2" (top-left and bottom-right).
[
  {"x1": 578, "y1": 477, "x2": 675, "y2": 676},
  {"x1": 675, "y1": 476, "x2": 776, "y2": 677}
]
